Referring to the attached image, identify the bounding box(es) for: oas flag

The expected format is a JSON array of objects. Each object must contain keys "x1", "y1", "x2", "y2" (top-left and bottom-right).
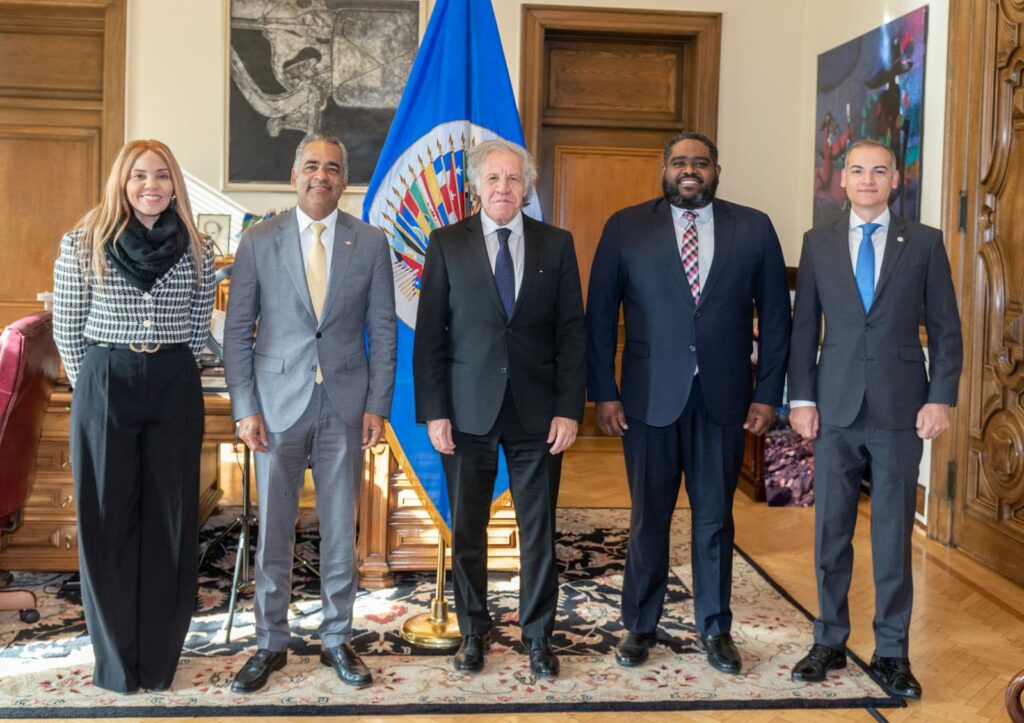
[{"x1": 363, "y1": 0, "x2": 540, "y2": 538}]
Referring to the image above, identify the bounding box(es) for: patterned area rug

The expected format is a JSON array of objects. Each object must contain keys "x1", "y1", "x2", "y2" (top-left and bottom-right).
[{"x1": 0, "y1": 507, "x2": 902, "y2": 717}]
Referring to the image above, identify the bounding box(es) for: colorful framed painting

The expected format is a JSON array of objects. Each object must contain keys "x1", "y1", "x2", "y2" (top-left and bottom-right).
[{"x1": 813, "y1": 6, "x2": 928, "y2": 226}]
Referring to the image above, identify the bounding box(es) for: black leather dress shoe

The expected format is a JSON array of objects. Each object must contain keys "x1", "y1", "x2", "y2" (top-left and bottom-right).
[
  {"x1": 453, "y1": 633, "x2": 488, "y2": 673},
  {"x1": 791, "y1": 643, "x2": 847, "y2": 682},
  {"x1": 615, "y1": 631, "x2": 657, "y2": 667},
  {"x1": 320, "y1": 643, "x2": 372, "y2": 687},
  {"x1": 870, "y1": 654, "x2": 922, "y2": 699},
  {"x1": 525, "y1": 636, "x2": 560, "y2": 678},
  {"x1": 697, "y1": 633, "x2": 741, "y2": 674},
  {"x1": 231, "y1": 649, "x2": 287, "y2": 693}
]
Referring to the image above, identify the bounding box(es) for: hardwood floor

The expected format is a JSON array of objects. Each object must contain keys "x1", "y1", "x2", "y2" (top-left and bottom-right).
[{"x1": 165, "y1": 442, "x2": 1022, "y2": 722}]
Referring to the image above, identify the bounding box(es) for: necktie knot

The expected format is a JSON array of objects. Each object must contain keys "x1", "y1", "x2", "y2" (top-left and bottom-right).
[
  {"x1": 683, "y1": 210, "x2": 696, "y2": 223},
  {"x1": 495, "y1": 227, "x2": 512, "y2": 246},
  {"x1": 860, "y1": 222, "x2": 880, "y2": 240},
  {"x1": 310, "y1": 221, "x2": 326, "y2": 243}
]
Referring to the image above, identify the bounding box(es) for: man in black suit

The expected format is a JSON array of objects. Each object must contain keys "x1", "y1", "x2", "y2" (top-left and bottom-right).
[
  {"x1": 587, "y1": 132, "x2": 791, "y2": 675},
  {"x1": 788, "y1": 139, "x2": 962, "y2": 699},
  {"x1": 413, "y1": 139, "x2": 586, "y2": 679}
]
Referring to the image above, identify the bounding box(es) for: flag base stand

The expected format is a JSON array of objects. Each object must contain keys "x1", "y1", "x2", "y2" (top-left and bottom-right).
[{"x1": 400, "y1": 536, "x2": 461, "y2": 649}]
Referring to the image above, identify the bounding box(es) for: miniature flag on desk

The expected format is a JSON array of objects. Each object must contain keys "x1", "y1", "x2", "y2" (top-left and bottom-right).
[{"x1": 363, "y1": 0, "x2": 541, "y2": 539}]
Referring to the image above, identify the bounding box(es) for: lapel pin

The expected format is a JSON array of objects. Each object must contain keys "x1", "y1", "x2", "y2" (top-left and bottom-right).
[
  {"x1": 896, "y1": 236, "x2": 904, "y2": 243},
  {"x1": 345, "y1": 239, "x2": 353, "y2": 245}
]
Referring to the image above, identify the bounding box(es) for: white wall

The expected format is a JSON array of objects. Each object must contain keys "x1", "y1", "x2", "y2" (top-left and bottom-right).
[{"x1": 125, "y1": 0, "x2": 947, "y2": 260}]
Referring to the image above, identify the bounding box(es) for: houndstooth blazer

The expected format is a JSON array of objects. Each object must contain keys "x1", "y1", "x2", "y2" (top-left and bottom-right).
[{"x1": 53, "y1": 230, "x2": 216, "y2": 386}]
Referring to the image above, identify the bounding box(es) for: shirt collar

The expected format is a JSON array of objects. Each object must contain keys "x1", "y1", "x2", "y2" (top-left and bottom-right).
[
  {"x1": 670, "y1": 202, "x2": 713, "y2": 224},
  {"x1": 849, "y1": 207, "x2": 890, "y2": 232},
  {"x1": 481, "y1": 210, "x2": 525, "y2": 238},
  {"x1": 296, "y1": 207, "x2": 339, "y2": 238}
]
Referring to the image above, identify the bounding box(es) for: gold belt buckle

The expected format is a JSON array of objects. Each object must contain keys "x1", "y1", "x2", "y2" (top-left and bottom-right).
[{"x1": 128, "y1": 342, "x2": 161, "y2": 353}]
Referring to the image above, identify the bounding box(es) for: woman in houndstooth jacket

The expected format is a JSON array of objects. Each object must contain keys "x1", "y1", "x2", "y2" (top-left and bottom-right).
[{"x1": 52, "y1": 139, "x2": 215, "y2": 694}]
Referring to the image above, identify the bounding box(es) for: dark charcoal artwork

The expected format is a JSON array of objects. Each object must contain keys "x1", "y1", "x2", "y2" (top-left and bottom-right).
[{"x1": 228, "y1": 0, "x2": 420, "y2": 188}]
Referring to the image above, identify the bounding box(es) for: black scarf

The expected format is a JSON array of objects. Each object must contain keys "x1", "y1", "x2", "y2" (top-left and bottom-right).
[{"x1": 106, "y1": 208, "x2": 189, "y2": 291}]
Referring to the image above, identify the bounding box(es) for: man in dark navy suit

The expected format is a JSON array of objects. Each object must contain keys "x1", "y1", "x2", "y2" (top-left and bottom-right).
[{"x1": 586, "y1": 132, "x2": 791, "y2": 674}]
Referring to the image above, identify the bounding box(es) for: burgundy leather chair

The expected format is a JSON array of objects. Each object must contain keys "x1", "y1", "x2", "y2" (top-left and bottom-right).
[{"x1": 0, "y1": 311, "x2": 61, "y2": 622}]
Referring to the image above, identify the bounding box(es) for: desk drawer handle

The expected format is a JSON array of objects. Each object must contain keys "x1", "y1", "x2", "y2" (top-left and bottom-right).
[
  {"x1": 61, "y1": 494, "x2": 73, "y2": 508},
  {"x1": 64, "y1": 534, "x2": 73, "y2": 550}
]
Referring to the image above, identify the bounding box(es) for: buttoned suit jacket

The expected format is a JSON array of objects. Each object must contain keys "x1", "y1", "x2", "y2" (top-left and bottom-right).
[
  {"x1": 413, "y1": 213, "x2": 586, "y2": 436},
  {"x1": 586, "y1": 197, "x2": 792, "y2": 427},
  {"x1": 787, "y1": 211, "x2": 962, "y2": 429},
  {"x1": 224, "y1": 208, "x2": 397, "y2": 432}
]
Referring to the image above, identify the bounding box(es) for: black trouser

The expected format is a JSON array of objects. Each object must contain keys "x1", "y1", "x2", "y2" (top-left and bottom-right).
[
  {"x1": 620, "y1": 376, "x2": 746, "y2": 637},
  {"x1": 443, "y1": 385, "x2": 563, "y2": 641},
  {"x1": 70, "y1": 344, "x2": 203, "y2": 693}
]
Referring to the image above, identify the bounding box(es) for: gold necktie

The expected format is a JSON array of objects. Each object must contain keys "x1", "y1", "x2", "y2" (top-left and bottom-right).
[{"x1": 306, "y1": 221, "x2": 327, "y2": 383}]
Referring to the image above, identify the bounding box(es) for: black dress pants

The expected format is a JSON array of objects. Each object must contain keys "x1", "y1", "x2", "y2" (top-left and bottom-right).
[
  {"x1": 70, "y1": 344, "x2": 203, "y2": 693},
  {"x1": 620, "y1": 376, "x2": 746, "y2": 637},
  {"x1": 442, "y1": 385, "x2": 563, "y2": 640}
]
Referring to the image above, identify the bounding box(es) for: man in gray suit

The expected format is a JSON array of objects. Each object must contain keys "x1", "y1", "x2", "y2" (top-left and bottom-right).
[
  {"x1": 224, "y1": 134, "x2": 396, "y2": 692},
  {"x1": 788, "y1": 139, "x2": 962, "y2": 699}
]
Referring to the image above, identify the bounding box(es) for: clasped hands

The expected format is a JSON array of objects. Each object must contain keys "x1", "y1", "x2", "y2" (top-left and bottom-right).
[
  {"x1": 426, "y1": 416, "x2": 579, "y2": 455},
  {"x1": 236, "y1": 412, "x2": 386, "y2": 452},
  {"x1": 789, "y1": 403, "x2": 950, "y2": 441}
]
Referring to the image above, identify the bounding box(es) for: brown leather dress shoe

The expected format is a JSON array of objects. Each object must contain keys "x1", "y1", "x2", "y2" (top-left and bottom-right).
[
  {"x1": 870, "y1": 654, "x2": 922, "y2": 699},
  {"x1": 791, "y1": 643, "x2": 847, "y2": 682},
  {"x1": 320, "y1": 643, "x2": 372, "y2": 686},
  {"x1": 231, "y1": 649, "x2": 287, "y2": 694},
  {"x1": 525, "y1": 636, "x2": 560, "y2": 678}
]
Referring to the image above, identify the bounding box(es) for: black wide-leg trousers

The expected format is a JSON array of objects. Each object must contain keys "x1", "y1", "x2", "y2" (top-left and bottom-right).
[{"x1": 70, "y1": 344, "x2": 203, "y2": 693}]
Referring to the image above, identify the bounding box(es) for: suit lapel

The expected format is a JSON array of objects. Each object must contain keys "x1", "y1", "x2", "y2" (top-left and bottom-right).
[
  {"x1": 830, "y1": 213, "x2": 864, "y2": 316},
  {"x1": 653, "y1": 200, "x2": 696, "y2": 307},
  {"x1": 320, "y1": 211, "x2": 356, "y2": 323},
  {"x1": 513, "y1": 216, "x2": 543, "y2": 319},
  {"x1": 277, "y1": 210, "x2": 316, "y2": 320},
  {"x1": 464, "y1": 215, "x2": 506, "y2": 317},
  {"x1": 872, "y1": 214, "x2": 908, "y2": 307},
  {"x1": 698, "y1": 200, "x2": 733, "y2": 306}
]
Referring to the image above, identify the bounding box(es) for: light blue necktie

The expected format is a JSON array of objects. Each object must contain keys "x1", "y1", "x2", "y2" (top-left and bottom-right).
[{"x1": 855, "y1": 222, "x2": 881, "y2": 313}]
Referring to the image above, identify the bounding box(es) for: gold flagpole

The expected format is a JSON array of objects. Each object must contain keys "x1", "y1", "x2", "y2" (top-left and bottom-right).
[{"x1": 400, "y1": 535, "x2": 461, "y2": 648}]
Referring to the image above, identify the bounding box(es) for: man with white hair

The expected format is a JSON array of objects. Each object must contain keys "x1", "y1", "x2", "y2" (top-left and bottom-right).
[{"x1": 413, "y1": 139, "x2": 586, "y2": 679}]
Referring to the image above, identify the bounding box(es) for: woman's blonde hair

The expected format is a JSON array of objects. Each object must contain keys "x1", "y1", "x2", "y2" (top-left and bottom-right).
[{"x1": 74, "y1": 139, "x2": 205, "y2": 284}]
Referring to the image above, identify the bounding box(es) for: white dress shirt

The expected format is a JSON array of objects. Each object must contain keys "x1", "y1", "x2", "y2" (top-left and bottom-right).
[
  {"x1": 671, "y1": 202, "x2": 715, "y2": 292},
  {"x1": 790, "y1": 208, "x2": 890, "y2": 409},
  {"x1": 481, "y1": 210, "x2": 525, "y2": 294},
  {"x1": 296, "y1": 207, "x2": 339, "y2": 276}
]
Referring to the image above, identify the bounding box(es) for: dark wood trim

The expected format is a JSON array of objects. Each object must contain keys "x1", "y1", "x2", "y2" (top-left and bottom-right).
[{"x1": 519, "y1": 5, "x2": 722, "y2": 158}]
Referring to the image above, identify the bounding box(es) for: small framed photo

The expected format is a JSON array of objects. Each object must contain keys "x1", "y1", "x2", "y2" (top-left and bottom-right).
[{"x1": 197, "y1": 214, "x2": 232, "y2": 254}]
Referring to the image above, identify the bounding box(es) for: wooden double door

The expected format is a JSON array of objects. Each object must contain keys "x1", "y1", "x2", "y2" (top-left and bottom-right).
[
  {"x1": 935, "y1": 0, "x2": 1024, "y2": 584},
  {"x1": 0, "y1": 0, "x2": 125, "y2": 327}
]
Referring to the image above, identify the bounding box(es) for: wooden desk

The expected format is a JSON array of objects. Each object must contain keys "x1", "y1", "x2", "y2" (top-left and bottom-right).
[{"x1": 0, "y1": 389, "x2": 229, "y2": 572}]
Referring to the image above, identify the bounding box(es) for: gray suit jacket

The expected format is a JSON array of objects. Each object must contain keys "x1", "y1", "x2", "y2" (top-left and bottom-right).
[
  {"x1": 788, "y1": 211, "x2": 962, "y2": 430},
  {"x1": 224, "y1": 208, "x2": 397, "y2": 432}
]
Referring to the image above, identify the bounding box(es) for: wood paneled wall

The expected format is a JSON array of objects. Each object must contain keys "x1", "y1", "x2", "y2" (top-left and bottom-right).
[{"x1": 0, "y1": 0, "x2": 125, "y2": 326}]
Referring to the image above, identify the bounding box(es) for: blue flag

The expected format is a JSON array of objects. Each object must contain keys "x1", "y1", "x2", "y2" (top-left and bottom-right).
[{"x1": 363, "y1": 0, "x2": 540, "y2": 539}]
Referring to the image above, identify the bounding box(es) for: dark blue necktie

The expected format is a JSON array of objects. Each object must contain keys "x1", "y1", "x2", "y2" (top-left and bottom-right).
[
  {"x1": 855, "y1": 222, "x2": 881, "y2": 313},
  {"x1": 494, "y1": 227, "x2": 515, "y2": 317}
]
